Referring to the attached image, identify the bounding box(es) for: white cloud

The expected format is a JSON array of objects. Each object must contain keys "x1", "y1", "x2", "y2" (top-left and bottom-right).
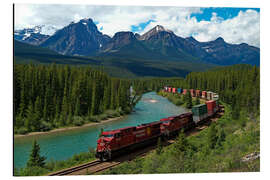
[{"x1": 14, "y1": 4, "x2": 260, "y2": 47}]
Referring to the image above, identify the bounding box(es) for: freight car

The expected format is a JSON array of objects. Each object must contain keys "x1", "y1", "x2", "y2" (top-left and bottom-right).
[
  {"x1": 195, "y1": 90, "x2": 201, "y2": 97},
  {"x1": 190, "y1": 89, "x2": 195, "y2": 97},
  {"x1": 96, "y1": 88, "x2": 220, "y2": 161},
  {"x1": 202, "y1": 91, "x2": 207, "y2": 99},
  {"x1": 177, "y1": 88, "x2": 182, "y2": 94},
  {"x1": 183, "y1": 89, "x2": 187, "y2": 95}
]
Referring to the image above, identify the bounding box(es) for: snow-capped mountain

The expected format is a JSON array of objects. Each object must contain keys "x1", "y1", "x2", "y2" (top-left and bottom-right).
[
  {"x1": 14, "y1": 25, "x2": 58, "y2": 45},
  {"x1": 14, "y1": 19, "x2": 260, "y2": 66},
  {"x1": 40, "y1": 18, "x2": 111, "y2": 56}
]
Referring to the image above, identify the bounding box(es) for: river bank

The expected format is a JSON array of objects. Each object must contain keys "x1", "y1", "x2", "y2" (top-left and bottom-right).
[
  {"x1": 14, "y1": 115, "x2": 125, "y2": 139},
  {"x1": 14, "y1": 92, "x2": 188, "y2": 169}
]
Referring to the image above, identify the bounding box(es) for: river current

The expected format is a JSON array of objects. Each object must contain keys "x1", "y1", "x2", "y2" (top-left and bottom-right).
[{"x1": 14, "y1": 92, "x2": 187, "y2": 168}]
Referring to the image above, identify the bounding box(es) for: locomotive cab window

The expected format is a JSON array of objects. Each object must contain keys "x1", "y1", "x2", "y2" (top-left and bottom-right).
[
  {"x1": 162, "y1": 120, "x2": 170, "y2": 123},
  {"x1": 103, "y1": 134, "x2": 114, "y2": 138},
  {"x1": 115, "y1": 133, "x2": 121, "y2": 138}
]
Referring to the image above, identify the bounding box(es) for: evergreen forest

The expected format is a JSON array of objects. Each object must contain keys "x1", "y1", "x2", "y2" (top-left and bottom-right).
[{"x1": 14, "y1": 64, "x2": 133, "y2": 134}]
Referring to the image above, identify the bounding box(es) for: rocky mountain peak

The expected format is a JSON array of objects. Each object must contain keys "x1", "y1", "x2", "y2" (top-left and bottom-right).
[{"x1": 140, "y1": 25, "x2": 172, "y2": 40}]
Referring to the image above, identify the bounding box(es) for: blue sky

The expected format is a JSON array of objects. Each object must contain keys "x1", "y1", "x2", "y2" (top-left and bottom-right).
[
  {"x1": 15, "y1": 5, "x2": 260, "y2": 47},
  {"x1": 191, "y1": 7, "x2": 260, "y2": 21},
  {"x1": 129, "y1": 8, "x2": 260, "y2": 34}
]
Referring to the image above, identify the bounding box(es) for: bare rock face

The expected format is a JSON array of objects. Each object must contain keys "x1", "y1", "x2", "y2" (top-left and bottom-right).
[
  {"x1": 15, "y1": 20, "x2": 260, "y2": 66},
  {"x1": 241, "y1": 152, "x2": 260, "y2": 162},
  {"x1": 40, "y1": 18, "x2": 111, "y2": 56}
]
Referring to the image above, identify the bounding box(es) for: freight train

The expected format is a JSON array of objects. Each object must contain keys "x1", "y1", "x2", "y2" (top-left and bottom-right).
[{"x1": 95, "y1": 88, "x2": 220, "y2": 161}]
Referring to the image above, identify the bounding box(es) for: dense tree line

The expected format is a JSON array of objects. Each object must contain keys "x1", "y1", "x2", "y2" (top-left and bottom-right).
[
  {"x1": 14, "y1": 64, "x2": 259, "y2": 134},
  {"x1": 133, "y1": 64, "x2": 260, "y2": 117},
  {"x1": 185, "y1": 64, "x2": 260, "y2": 118},
  {"x1": 149, "y1": 64, "x2": 259, "y2": 118},
  {"x1": 14, "y1": 64, "x2": 132, "y2": 134}
]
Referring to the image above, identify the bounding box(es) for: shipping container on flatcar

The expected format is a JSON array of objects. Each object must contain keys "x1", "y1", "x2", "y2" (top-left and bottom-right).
[
  {"x1": 172, "y1": 88, "x2": 176, "y2": 93},
  {"x1": 202, "y1": 91, "x2": 207, "y2": 99},
  {"x1": 183, "y1": 89, "x2": 187, "y2": 95},
  {"x1": 164, "y1": 86, "x2": 168, "y2": 92},
  {"x1": 205, "y1": 100, "x2": 217, "y2": 117},
  {"x1": 207, "y1": 91, "x2": 213, "y2": 100},
  {"x1": 195, "y1": 90, "x2": 201, "y2": 97},
  {"x1": 177, "y1": 88, "x2": 182, "y2": 94},
  {"x1": 213, "y1": 93, "x2": 219, "y2": 101},
  {"x1": 192, "y1": 104, "x2": 208, "y2": 124},
  {"x1": 190, "y1": 89, "x2": 195, "y2": 97}
]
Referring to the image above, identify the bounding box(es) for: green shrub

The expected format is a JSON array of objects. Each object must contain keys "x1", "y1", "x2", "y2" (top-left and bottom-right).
[
  {"x1": 15, "y1": 127, "x2": 28, "y2": 135},
  {"x1": 73, "y1": 116, "x2": 84, "y2": 126},
  {"x1": 87, "y1": 116, "x2": 100, "y2": 123},
  {"x1": 99, "y1": 114, "x2": 108, "y2": 121},
  {"x1": 174, "y1": 99, "x2": 183, "y2": 106},
  {"x1": 104, "y1": 110, "x2": 116, "y2": 118},
  {"x1": 123, "y1": 106, "x2": 132, "y2": 114},
  {"x1": 39, "y1": 121, "x2": 52, "y2": 132},
  {"x1": 17, "y1": 166, "x2": 48, "y2": 176}
]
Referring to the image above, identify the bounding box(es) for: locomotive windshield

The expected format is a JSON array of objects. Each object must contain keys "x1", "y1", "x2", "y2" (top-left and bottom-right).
[
  {"x1": 162, "y1": 120, "x2": 171, "y2": 123},
  {"x1": 102, "y1": 134, "x2": 114, "y2": 138}
]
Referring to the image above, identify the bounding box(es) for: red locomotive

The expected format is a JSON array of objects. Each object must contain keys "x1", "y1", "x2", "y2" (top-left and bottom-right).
[
  {"x1": 96, "y1": 88, "x2": 220, "y2": 161},
  {"x1": 96, "y1": 121, "x2": 162, "y2": 161},
  {"x1": 160, "y1": 112, "x2": 194, "y2": 137}
]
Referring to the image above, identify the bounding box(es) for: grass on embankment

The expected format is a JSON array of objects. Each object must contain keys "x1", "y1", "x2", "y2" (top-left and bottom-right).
[{"x1": 101, "y1": 104, "x2": 260, "y2": 174}]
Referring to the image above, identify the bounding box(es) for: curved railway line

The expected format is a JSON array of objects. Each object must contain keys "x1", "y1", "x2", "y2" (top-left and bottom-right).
[{"x1": 47, "y1": 105, "x2": 224, "y2": 176}]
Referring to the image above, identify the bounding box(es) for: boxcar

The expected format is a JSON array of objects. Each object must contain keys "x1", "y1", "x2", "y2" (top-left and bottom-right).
[{"x1": 192, "y1": 104, "x2": 208, "y2": 124}]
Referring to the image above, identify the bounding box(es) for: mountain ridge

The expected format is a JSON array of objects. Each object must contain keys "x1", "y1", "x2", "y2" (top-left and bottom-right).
[{"x1": 14, "y1": 18, "x2": 260, "y2": 66}]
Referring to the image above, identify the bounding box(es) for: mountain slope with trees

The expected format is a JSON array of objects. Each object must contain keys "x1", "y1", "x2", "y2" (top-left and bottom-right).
[
  {"x1": 15, "y1": 40, "x2": 216, "y2": 78},
  {"x1": 14, "y1": 64, "x2": 133, "y2": 134}
]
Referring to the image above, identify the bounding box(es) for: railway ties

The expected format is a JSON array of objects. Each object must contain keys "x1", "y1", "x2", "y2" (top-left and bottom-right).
[
  {"x1": 48, "y1": 160, "x2": 101, "y2": 176},
  {"x1": 48, "y1": 105, "x2": 225, "y2": 176}
]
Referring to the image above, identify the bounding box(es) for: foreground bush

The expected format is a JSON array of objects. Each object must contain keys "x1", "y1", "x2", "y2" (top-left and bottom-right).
[{"x1": 15, "y1": 150, "x2": 96, "y2": 176}]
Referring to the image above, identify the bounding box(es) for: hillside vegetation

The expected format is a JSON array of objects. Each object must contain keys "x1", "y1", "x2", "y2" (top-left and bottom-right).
[
  {"x1": 102, "y1": 64, "x2": 260, "y2": 174},
  {"x1": 14, "y1": 40, "x2": 216, "y2": 78},
  {"x1": 102, "y1": 104, "x2": 259, "y2": 174},
  {"x1": 14, "y1": 64, "x2": 260, "y2": 175}
]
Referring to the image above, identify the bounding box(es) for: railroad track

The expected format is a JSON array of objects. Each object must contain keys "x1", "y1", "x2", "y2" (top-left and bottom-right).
[
  {"x1": 48, "y1": 160, "x2": 101, "y2": 176},
  {"x1": 48, "y1": 105, "x2": 225, "y2": 176}
]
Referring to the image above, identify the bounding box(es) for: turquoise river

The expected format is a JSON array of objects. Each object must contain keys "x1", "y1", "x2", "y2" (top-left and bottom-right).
[{"x1": 14, "y1": 92, "x2": 188, "y2": 169}]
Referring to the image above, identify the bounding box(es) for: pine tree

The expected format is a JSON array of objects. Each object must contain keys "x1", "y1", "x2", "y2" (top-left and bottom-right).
[
  {"x1": 216, "y1": 128, "x2": 226, "y2": 147},
  {"x1": 185, "y1": 91, "x2": 192, "y2": 109},
  {"x1": 207, "y1": 123, "x2": 218, "y2": 149},
  {"x1": 25, "y1": 102, "x2": 34, "y2": 131},
  {"x1": 156, "y1": 137, "x2": 163, "y2": 155},
  {"x1": 175, "y1": 130, "x2": 189, "y2": 152},
  {"x1": 195, "y1": 96, "x2": 200, "y2": 105},
  {"x1": 26, "y1": 140, "x2": 46, "y2": 168}
]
